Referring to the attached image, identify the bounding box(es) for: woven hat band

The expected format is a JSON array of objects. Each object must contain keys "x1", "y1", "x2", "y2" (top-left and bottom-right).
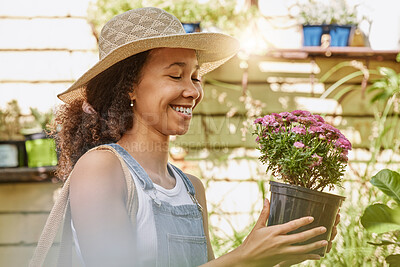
[{"x1": 99, "y1": 7, "x2": 186, "y2": 60}]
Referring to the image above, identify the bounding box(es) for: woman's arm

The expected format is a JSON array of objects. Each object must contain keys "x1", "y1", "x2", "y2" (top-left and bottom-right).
[
  {"x1": 69, "y1": 150, "x2": 136, "y2": 267},
  {"x1": 186, "y1": 174, "x2": 327, "y2": 267}
]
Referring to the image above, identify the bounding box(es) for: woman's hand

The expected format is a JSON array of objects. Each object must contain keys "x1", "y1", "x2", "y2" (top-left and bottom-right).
[
  {"x1": 234, "y1": 199, "x2": 328, "y2": 267},
  {"x1": 326, "y1": 211, "x2": 340, "y2": 253}
]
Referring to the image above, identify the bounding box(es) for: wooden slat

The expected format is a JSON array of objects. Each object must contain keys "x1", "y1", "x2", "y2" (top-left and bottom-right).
[
  {"x1": 0, "y1": 18, "x2": 97, "y2": 50},
  {"x1": 0, "y1": 167, "x2": 57, "y2": 183},
  {"x1": 0, "y1": 51, "x2": 97, "y2": 81},
  {"x1": 0, "y1": 0, "x2": 90, "y2": 17}
]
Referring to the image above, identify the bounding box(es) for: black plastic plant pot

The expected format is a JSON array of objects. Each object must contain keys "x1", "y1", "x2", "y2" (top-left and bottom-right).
[{"x1": 267, "y1": 181, "x2": 345, "y2": 257}]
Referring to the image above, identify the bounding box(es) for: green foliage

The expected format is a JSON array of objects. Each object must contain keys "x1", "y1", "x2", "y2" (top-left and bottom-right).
[
  {"x1": 0, "y1": 100, "x2": 55, "y2": 140},
  {"x1": 361, "y1": 204, "x2": 400, "y2": 234},
  {"x1": 371, "y1": 169, "x2": 400, "y2": 204},
  {"x1": 361, "y1": 169, "x2": 400, "y2": 266},
  {"x1": 29, "y1": 107, "x2": 54, "y2": 132},
  {"x1": 319, "y1": 55, "x2": 400, "y2": 180},
  {"x1": 0, "y1": 100, "x2": 23, "y2": 140},
  {"x1": 368, "y1": 67, "x2": 400, "y2": 104},
  {"x1": 88, "y1": 0, "x2": 259, "y2": 37}
]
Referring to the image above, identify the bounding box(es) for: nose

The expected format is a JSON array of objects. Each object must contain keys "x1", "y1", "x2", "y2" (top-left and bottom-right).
[{"x1": 182, "y1": 80, "x2": 202, "y2": 101}]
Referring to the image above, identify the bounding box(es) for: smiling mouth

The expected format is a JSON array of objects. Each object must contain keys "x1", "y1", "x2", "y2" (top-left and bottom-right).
[{"x1": 170, "y1": 105, "x2": 192, "y2": 115}]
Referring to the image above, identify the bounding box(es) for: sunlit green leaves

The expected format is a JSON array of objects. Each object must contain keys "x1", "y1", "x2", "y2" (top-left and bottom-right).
[
  {"x1": 371, "y1": 169, "x2": 400, "y2": 204},
  {"x1": 361, "y1": 204, "x2": 400, "y2": 234},
  {"x1": 368, "y1": 67, "x2": 400, "y2": 104}
]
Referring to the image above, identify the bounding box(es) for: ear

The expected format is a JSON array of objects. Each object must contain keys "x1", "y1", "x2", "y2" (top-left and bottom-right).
[{"x1": 128, "y1": 90, "x2": 136, "y2": 101}]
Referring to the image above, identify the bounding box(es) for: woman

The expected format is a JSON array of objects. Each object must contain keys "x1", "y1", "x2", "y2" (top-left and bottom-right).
[{"x1": 54, "y1": 7, "x2": 336, "y2": 267}]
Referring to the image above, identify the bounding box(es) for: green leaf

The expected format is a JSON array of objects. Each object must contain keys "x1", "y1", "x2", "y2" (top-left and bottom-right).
[
  {"x1": 396, "y1": 53, "x2": 400, "y2": 63},
  {"x1": 371, "y1": 169, "x2": 400, "y2": 204},
  {"x1": 379, "y1": 67, "x2": 398, "y2": 78},
  {"x1": 368, "y1": 81, "x2": 388, "y2": 91},
  {"x1": 368, "y1": 239, "x2": 400, "y2": 246},
  {"x1": 386, "y1": 254, "x2": 400, "y2": 267},
  {"x1": 361, "y1": 204, "x2": 400, "y2": 233},
  {"x1": 370, "y1": 91, "x2": 389, "y2": 103}
]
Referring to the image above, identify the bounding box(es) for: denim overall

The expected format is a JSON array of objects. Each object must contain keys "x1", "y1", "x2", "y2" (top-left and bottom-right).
[{"x1": 107, "y1": 143, "x2": 208, "y2": 267}]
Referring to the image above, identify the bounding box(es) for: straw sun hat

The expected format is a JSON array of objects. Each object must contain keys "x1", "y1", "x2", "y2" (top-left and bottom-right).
[{"x1": 57, "y1": 7, "x2": 240, "y2": 104}]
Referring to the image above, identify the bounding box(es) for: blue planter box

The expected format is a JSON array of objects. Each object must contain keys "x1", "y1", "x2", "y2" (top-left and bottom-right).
[
  {"x1": 182, "y1": 23, "x2": 201, "y2": 33},
  {"x1": 302, "y1": 25, "x2": 330, "y2": 46},
  {"x1": 303, "y1": 24, "x2": 353, "y2": 47},
  {"x1": 329, "y1": 25, "x2": 353, "y2": 46}
]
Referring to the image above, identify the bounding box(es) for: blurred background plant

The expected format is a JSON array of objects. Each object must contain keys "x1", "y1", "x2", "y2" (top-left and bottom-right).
[
  {"x1": 0, "y1": 100, "x2": 54, "y2": 140},
  {"x1": 0, "y1": 100, "x2": 23, "y2": 140},
  {"x1": 88, "y1": 0, "x2": 260, "y2": 38},
  {"x1": 295, "y1": 0, "x2": 360, "y2": 25}
]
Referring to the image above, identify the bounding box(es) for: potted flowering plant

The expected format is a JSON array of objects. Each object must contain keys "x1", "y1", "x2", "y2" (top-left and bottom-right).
[
  {"x1": 253, "y1": 110, "x2": 351, "y2": 256},
  {"x1": 297, "y1": 0, "x2": 359, "y2": 46}
]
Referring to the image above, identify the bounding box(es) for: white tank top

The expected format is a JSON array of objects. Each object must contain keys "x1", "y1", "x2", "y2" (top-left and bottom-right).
[{"x1": 71, "y1": 165, "x2": 193, "y2": 265}]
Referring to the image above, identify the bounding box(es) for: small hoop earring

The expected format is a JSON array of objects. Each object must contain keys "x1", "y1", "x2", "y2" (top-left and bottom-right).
[{"x1": 130, "y1": 99, "x2": 134, "y2": 107}]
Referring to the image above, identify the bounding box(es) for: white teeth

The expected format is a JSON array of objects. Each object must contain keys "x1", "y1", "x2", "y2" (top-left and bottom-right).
[{"x1": 172, "y1": 105, "x2": 192, "y2": 115}]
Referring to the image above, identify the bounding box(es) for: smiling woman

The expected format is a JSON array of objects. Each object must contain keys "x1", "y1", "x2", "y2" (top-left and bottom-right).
[
  {"x1": 123, "y1": 48, "x2": 202, "y2": 137},
  {"x1": 30, "y1": 7, "x2": 334, "y2": 267}
]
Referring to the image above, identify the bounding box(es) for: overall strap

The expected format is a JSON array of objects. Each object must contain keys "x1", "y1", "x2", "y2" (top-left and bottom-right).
[
  {"x1": 106, "y1": 143, "x2": 154, "y2": 191},
  {"x1": 168, "y1": 163, "x2": 196, "y2": 196},
  {"x1": 29, "y1": 144, "x2": 138, "y2": 267},
  {"x1": 168, "y1": 163, "x2": 203, "y2": 212}
]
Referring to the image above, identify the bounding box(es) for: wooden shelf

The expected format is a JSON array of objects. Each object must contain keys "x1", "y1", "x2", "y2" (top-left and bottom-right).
[
  {"x1": 263, "y1": 47, "x2": 400, "y2": 61},
  {"x1": 0, "y1": 166, "x2": 58, "y2": 183}
]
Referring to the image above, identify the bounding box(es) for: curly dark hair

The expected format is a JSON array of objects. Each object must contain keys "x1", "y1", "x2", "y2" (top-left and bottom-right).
[{"x1": 52, "y1": 50, "x2": 150, "y2": 181}]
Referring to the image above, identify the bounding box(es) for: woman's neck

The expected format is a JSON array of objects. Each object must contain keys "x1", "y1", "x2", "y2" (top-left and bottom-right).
[{"x1": 117, "y1": 122, "x2": 172, "y2": 185}]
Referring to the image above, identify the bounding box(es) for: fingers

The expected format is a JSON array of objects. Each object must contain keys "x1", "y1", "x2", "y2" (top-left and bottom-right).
[
  {"x1": 326, "y1": 241, "x2": 332, "y2": 253},
  {"x1": 275, "y1": 254, "x2": 321, "y2": 267},
  {"x1": 330, "y1": 224, "x2": 338, "y2": 241},
  {"x1": 275, "y1": 216, "x2": 315, "y2": 235},
  {"x1": 327, "y1": 212, "x2": 340, "y2": 253},
  {"x1": 334, "y1": 212, "x2": 340, "y2": 226},
  {"x1": 285, "y1": 239, "x2": 328, "y2": 254},
  {"x1": 254, "y1": 198, "x2": 270, "y2": 229},
  {"x1": 283, "y1": 225, "x2": 327, "y2": 245}
]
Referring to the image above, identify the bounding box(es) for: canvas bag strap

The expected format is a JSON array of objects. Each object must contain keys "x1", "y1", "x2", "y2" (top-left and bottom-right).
[
  {"x1": 29, "y1": 144, "x2": 138, "y2": 267},
  {"x1": 29, "y1": 178, "x2": 71, "y2": 267},
  {"x1": 56, "y1": 200, "x2": 72, "y2": 267}
]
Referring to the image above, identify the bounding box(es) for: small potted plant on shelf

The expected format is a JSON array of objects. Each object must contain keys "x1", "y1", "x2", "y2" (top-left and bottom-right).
[
  {"x1": 0, "y1": 100, "x2": 27, "y2": 168},
  {"x1": 253, "y1": 110, "x2": 351, "y2": 256},
  {"x1": 22, "y1": 107, "x2": 58, "y2": 168},
  {"x1": 297, "y1": 0, "x2": 359, "y2": 46}
]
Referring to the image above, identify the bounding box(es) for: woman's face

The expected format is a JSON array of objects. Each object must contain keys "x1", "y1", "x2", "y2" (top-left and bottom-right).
[{"x1": 132, "y1": 48, "x2": 203, "y2": 136}]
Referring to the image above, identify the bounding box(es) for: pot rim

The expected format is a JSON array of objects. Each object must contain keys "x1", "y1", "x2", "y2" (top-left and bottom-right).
[{"x1": 269, "y1": 180, "x2": 345, "y2": 201}]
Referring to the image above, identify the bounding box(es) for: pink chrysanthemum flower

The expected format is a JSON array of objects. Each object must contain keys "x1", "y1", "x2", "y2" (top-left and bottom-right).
[{"x1": 294, "y1": 141, "x2": 305, "y2": 148}]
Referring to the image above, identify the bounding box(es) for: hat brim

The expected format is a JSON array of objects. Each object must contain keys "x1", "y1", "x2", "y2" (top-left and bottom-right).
[{"x1": 57, "y1": 32, "x2": 240, "y2": 104}]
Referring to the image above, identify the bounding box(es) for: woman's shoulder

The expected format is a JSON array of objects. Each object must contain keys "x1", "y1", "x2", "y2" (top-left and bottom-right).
[
  {"x1": 73, "y1": 148, "x2": 123, "y2": 175},
  {"x1": 69, "y1": 148, "x2": 127, "y2": 201}
]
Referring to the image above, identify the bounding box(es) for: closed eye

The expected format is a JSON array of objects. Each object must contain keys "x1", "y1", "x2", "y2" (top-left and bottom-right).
[
  {"x1": 192, "y1": 77, "x2": 201, "y2": 83},
  {"x1": 169, "y1": 75, "x2": 181, "y2": 80}
]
